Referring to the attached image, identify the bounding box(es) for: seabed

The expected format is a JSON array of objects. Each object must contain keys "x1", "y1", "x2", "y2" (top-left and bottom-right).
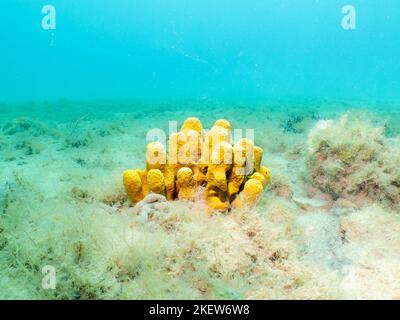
[{"x1": 0, "y1": 98, "x2": 399, "y2": 299}]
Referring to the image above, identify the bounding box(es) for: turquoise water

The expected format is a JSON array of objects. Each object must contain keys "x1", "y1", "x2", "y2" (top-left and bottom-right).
[
  {"x1": 1, "y1": 1, "x2": 399, "y2": 101},
  {"x1": 1, "y1": 1, "x2": 400, "y2": 300}
]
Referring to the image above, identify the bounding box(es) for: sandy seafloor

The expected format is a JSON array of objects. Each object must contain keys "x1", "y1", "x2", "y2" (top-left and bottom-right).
[{"x1": 0, "y1": 99, "x2": 399, "y2": 299}]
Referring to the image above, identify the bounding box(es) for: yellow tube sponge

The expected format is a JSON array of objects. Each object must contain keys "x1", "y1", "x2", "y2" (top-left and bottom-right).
[
  {"x1": 176, "y1": 167, "x2": 195, "y2": 200},
  {"x1": 163, "y1": 164, "x2": 176, "y2": 200},
  {"x1": 210, "y1": 141, "x2": 233, "y2": 172},
  {"x1": 122, "y1": 116, "x2": 271, "y2": 213},
  {"x1": 237, "y1": 137, "x2": 254, "y2": 150},
  {"x1": 181, "y1": 117, "x2": 202, "y2": 162},
  {"x1": 206, "y1": 192, "x2": 230, "y2": 213},
  {"x1": 205, "y1": 169, "x2": 229, "y2": 212},
  {"x1": 253, "y1": 146, "x2": 263, "y2": 172},
  {"x1": 205, "y1": 142, "x2": 233, "y2": 212},
  {"x1": 243, "y1": 179, "x2": 264, "y2": 205},
  {"x1": 214, "y1": 119, "x2": 231, "y2": 132},
  {"x1": 168, "y1": 131, "x2": 186, "y2": 168},
  {"x1": 250, "y1": 172, "x2": 267, "y2": 189},
  {"x1": 145, "y1": 141, "x2": 175, "y2": 199},
  {"x1": 236, "y1": 138, "x2": 254, "y2": 175},
  {"x1": 259, "y1": 166, "x2": 271, "y2": 187},
  {"x1": 123, "y1": 170, "x2": 144, "y2": 204},
  {"x1": 232, "y1": 178, "x2": 263, "y2": 209},
  {"x1": 179, "y1": 129, "x2": 201, "y2": 167},
  {"x1": 135, "y1": 169, "x2": 149, "y2": 195},
  {"x1": 181, "y1": 117, "x2": 203, "y2": 136},
  {"x1": 228, "y1": 146, "x2": 246, "y2": 197},
  {"x1": 146, "y1": 141, "x2": 167, "y2": 171},
  {"x1": 211, "y1": 124, "x2": 231, "y2": 144},
  {"x1": 200, "y1": 125, "x2": 230, "y2": 166},
  {"x1": 147, "y1": 169, "x2": 166, "y2": 196}
]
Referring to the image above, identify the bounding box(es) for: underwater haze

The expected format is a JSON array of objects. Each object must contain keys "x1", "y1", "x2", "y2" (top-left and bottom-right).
[
  {"x1": 1, "y1": 0, "x2": 400, "y2": 101},
  {"x1": 1, "y1": 1, "x2": 400, "y2": 300}
]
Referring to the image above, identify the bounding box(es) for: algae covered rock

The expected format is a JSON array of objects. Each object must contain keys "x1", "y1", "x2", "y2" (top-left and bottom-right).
[
  {"x1": 2, "y1": 117, "x2": 48, "y2": 137},
  {"x1": 306, "y1": 113, "x2": 400, "y2": 209}
]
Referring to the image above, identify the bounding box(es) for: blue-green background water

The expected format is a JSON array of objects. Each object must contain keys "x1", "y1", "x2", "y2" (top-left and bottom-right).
[
  {"x1": 1, "y1": 1, "x2": 399, "y2": 102},
  {"x1": 2, "y1": 1, "x2": 400, "y2": 301}
]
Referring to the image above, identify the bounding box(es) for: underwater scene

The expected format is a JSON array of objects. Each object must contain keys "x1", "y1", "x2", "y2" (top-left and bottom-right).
[{"x1": 1, "y1": 1, "x2": 400, "y2": 300}]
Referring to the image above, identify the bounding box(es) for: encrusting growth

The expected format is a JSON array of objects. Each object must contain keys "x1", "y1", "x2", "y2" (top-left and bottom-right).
[{"x1": 123, "y1": 117, "x2": 271, "y2": 213}]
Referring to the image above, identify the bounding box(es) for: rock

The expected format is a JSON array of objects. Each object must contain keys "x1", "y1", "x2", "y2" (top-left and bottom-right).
[{"x1": 131, "y1": 193, "x2": 167, "y2": 216}]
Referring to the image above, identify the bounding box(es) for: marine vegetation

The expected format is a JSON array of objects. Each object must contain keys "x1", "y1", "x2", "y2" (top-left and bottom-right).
[
  {"x1": 123, "y1": 117, "x2": 271, "y2": 213},
  {"x1": 1, "y1": 102, "x2": 399, "y2": 300},
  {"x1": 306, "y1": 113, "x2": 400, "y2": 210}
]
